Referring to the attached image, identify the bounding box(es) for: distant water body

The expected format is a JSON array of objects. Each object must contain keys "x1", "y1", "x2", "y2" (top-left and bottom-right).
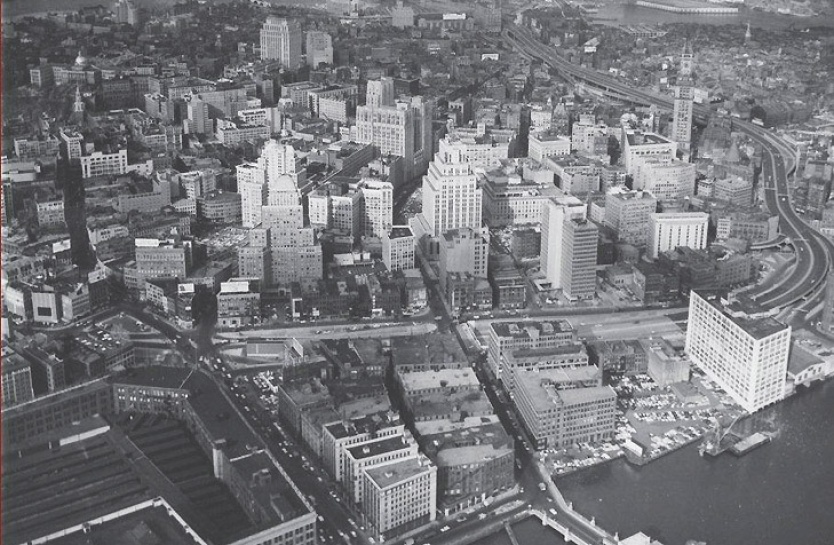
[
  {"x1": 590, "y1": 3, "x2": 834, "y2": 30},
  {"x1": 3, "y1": 0, "x2": 179, "y2": 18}
]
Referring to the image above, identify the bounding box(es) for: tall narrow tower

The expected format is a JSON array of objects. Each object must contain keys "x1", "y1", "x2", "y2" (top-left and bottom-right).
[
  {"x1": 671, "y1": 42, "x2": 694, "y2": 156},
  {"x1": 73, "y1": 86, "x2": 85, "y2": 114}
]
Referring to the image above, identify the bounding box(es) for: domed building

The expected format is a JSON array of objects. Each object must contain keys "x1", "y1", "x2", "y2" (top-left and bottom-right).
[
  {"x1": 73, "y1": 51, "x2": 89, "y2": 69},
  {"x1": 50, "y1": 50, "x2": 100, "y2": 87}
]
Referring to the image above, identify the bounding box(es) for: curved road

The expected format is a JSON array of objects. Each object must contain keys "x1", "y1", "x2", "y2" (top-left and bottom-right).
[{"x1": 505, "y1": 25, "x2": 831, "y2": 312}]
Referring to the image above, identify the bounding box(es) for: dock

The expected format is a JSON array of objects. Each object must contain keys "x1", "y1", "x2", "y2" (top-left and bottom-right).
[{"x1": 730, "y1": 432, "x2": 772, "y2": 456}]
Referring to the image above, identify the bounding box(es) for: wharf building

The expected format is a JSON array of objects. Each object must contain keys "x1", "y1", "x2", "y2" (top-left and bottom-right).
[
  {"x1": 512, "y1": 368, "x2": 617, "y2": 450},
  {"x1": 685, "y1": 291, "x2": 791, "y2": 413}
]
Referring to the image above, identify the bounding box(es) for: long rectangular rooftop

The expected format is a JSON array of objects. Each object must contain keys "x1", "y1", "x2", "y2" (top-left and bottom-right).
[
  {"x1": 399, "y1": 368, "x2": 480, "y2": 393},
  {"x1": 491, "y1": 320, "x2": 574, "y2": 339},
  {"x1": 346, "y1": 435, "x2": 411, "y2": 460}
]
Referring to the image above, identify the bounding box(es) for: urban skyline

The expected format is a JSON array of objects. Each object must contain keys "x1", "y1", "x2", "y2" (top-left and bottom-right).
[{"x1": 2, "y1": 1, "x2": 834, "y2": 545}]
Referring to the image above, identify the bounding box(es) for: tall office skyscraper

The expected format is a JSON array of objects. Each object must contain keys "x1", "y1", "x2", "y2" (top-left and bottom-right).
[
  {"x1": 560, "y1": 218, "x2": 598, "y2": 300},
  {"x1": 361, "y1": 179, "x2": 394, "y2": 238},
  {"x1": 238, "y1": 141, "x2": 302, "y2": 227},
  {"x1": 420, "y1": 147, "x2": 482, "y2": 237},
  {"x1": 356, "y1": 80, "x2": 433, "y2": 180},
  {"x1": 685, "y1": 291, "x2": 790, "y2": 413},
  {"x1": 540, "y1": 196, "x2": 587, "y2": 290},
  {"x1": 305, "y1": 31, "x2": 333, "y2": 67},
  {"x1": 261, "y1": 140, "x2": 301, "y2": 206},
  {"x1": 260, "y1": 17, "x2": 302, "y2": 68},
  {"x1": 672, "y1": 43, "x2": 694, "y2": 154},
  {"x1": 366, "y1": 78, "x2": 395, "y2": 109}
]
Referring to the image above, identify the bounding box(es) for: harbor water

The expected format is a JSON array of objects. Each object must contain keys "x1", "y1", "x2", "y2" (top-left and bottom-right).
[
  {"x1": 474, "y1": 518, "x2": 569, "y2": 545},
  {"x1": 556, "y1": 380, "x2": 834, "y2": 545}
]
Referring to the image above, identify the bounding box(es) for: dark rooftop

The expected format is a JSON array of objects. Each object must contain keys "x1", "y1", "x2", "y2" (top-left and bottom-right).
[
  {"x1": 346, "y1": 435, "x2": 411, "y2": 460},
  {"x1": 388, "y1": 226, "x2": 413, "y2": 239}
]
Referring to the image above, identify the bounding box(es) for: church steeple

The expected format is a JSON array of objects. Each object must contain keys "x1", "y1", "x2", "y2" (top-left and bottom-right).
[
  {"x1": 745, "y1": 22, "x2": 752, "y2": 44},
  {"x1": 73, "y1": 86, "x2": 85, "y2": 114}
]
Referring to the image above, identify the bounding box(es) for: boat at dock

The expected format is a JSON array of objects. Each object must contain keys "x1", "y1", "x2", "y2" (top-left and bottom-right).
[{"x1": 729, "y1": 432, "x2": 772, "y2": 456}]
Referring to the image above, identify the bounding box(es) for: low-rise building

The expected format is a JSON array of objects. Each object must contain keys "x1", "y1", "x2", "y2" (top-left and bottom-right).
[
  {"x1": 487, "y1": 320, "x2": 575, "y2": 379},
  {"x1": 513, "y1": 369, "x2": 617, "y2": 449},
  {"x1": 198, "y1": 190, "x2": 242, "y2": 223}
]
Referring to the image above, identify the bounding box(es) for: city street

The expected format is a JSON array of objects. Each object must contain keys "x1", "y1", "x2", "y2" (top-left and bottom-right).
[{"x1": 215, "y1": 321, "x2": 438, "y2": 341}]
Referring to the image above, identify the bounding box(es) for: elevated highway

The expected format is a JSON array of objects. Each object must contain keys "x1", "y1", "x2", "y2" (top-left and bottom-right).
[{"x1": 505, "y1": 25, "x2": 831, "y2": 313}]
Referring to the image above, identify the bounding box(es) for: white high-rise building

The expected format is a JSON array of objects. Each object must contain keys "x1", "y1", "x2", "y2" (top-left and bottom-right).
[
  {"x1": 672, "y1": 43, "x2": 694, "y2": 154},
  {"x1": 238, "y1": 141, "x2": 302, "y2": 227},
  {"x1": 305, "y1": 31, "x2": 333, "y2": 67},
  {"x1": 356, "y1": 88, "x2": 433, "y2": 180},
  {"x1": 261, "y1": 140, "x2": 302, "y2": 206},
  {"x1": 647, "y1": 212, "x2": 709, "y2": 259},
  {"x1": 260, "y1": 17, "x2": 302, "y2": 68},
  {"x1": 365, "y1": 78, "x2": 395, "y2": 109},
  {"x1": 685, "y1": 291, "x2": 790, "y2": 413},
  {"x1": 421, "y1": 147, "x2": 482, "y2": 238},
  {"x1": 361, "y1": 179, "x2": 394, "y2": 238},
  {"x1": 382, "y1": 226, "x2": 415, "y2": 271},
  {"x1": 362, "y1": 455, "x2": 437, "y2": 540},
  {"x1": 238, "y1": 163, "x2": 266, "y2": 228},
  {"x1": 540, "y1": 196, "x2": 587, "y2": 289}
]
